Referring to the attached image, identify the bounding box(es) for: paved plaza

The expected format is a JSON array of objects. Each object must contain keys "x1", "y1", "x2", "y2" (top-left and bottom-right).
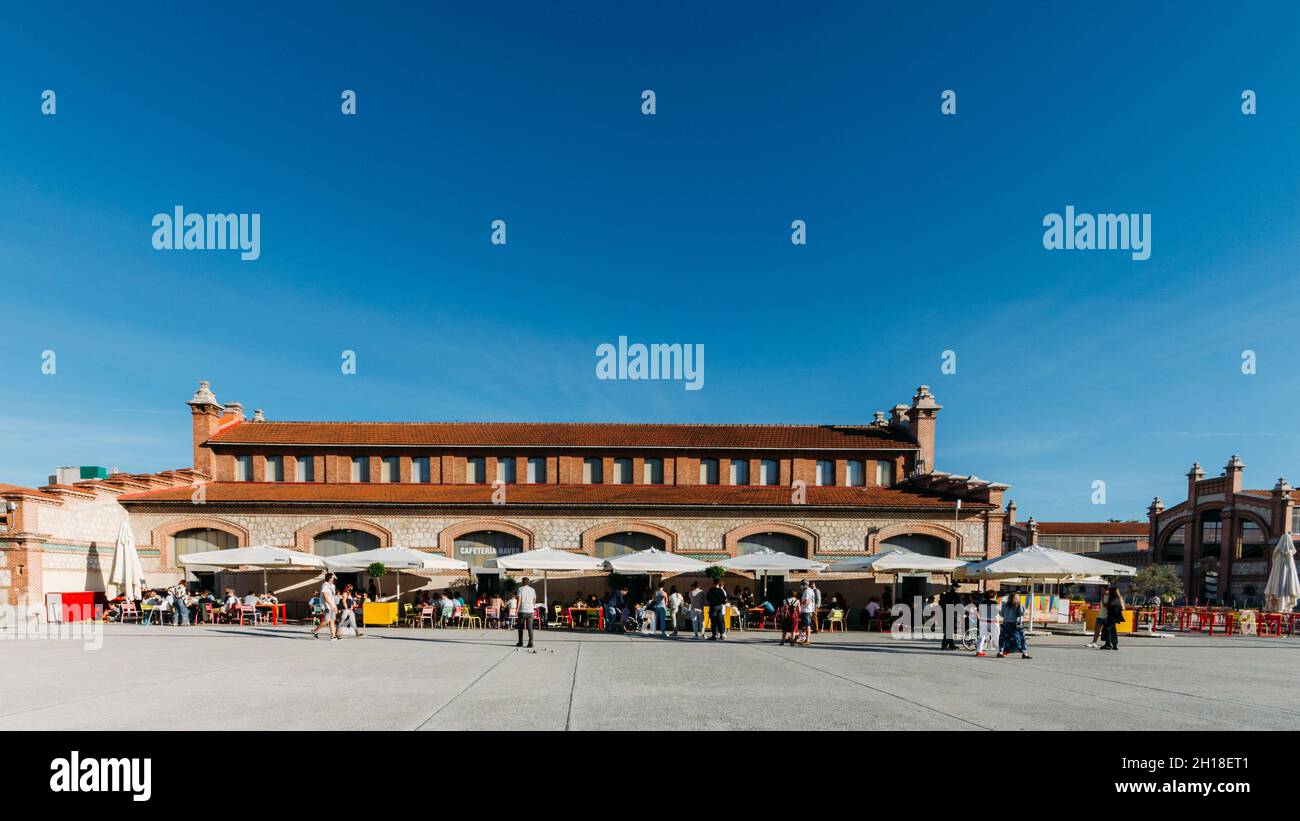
[{"x1": 1, "y1": 624, "x2": 1297, "y2": 731}]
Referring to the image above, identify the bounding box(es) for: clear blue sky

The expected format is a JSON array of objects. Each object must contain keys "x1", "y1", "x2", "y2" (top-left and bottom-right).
[{"x1": 2, "y1": 2, "x2": 1298, "y2": 520}]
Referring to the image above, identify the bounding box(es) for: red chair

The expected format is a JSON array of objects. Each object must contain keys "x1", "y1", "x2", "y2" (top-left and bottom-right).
[
  {"x1": 484, "y1": 606, "x2": 500, "y2": 628},
  {"x1": 418, "y1": 606, "x2": 435, "y2": 628},
  {"x1": 237, "y1": 605, "x2": 265, "y2": 625}
]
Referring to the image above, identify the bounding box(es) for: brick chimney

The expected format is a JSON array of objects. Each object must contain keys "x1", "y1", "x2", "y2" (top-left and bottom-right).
[
  {"x1": 187, "y1": 381, "x2": 222, "y2": 477},
  {"x1": 220, "y1": 401, "x2": 245, "y2": 427},
  {"x1": 906, "y1": 385, "x2": 941, "y2": 473},
  {"x1": 1224, "y1": 454, "x2": 1245, "y2": 495},
  {"x1": 1186, "y1": 462, "x2": 1204, "y2": 501}
]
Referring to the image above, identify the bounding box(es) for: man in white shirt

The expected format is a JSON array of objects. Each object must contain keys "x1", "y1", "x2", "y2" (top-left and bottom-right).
[
  {"x1": 243, "y1": 591, "x2": 259, "y2": 607},
  {"x1": 312, "y1": 573, "x2": 339, "y2": 640},
  {"x1": 668, "y1": 586, "x2": 684, "y2": 637},
  {"x1": 515, "y1": 577, "x2": 537, "y2": 649},
  {"x1": 798, "y1": 580, "x2": 817, "y2": 645}
]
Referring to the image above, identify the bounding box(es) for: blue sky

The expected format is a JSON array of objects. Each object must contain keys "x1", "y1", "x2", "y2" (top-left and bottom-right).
[{"x1": 1, "y1": 2, "x2": 1298, "y2": 519}]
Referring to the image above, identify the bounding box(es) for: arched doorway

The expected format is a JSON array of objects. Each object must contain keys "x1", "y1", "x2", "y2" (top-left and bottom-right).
[
  {"x1": 174, "y1": 528, "x2": 239, "y2": 585},
  {"x1": 455, "y1": 531, "x2": 525, "y2": 595},
  {"x1": 314, "y1": 529, "x2": 382, "y2": 594}
]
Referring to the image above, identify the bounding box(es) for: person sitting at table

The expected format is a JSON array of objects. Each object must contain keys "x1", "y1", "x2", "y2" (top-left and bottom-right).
[
  {"x1": 242, "y1": 591, "x2": 259, "y2": 607},
  {"x1": 740, "y1": 588, "x2": 755, "y2": 609},
  {"x1": 587, "y1": 594, "x2": 600, "y2": 608},
  {"x1": 223, "y1": 589, "x2": 240, "y2": 621},
  {"x1": 571, "y1": 591, "x2": 585, "y2": 608},
  {"x1": 140, "y1": 590, "x2": 161, "y2": 624}
]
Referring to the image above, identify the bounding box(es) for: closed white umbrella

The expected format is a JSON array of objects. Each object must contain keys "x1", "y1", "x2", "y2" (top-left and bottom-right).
[
  {"x1": 109, "y1": 520, "x2": 147, "y2": 603},
  {"x1": 492, "y1": 548, "x2": 608, "y2": 607},
  {"x1": 179, "y1": 545, "x2": 326, "y2": 594},
  {"x1": 1264, "y1": 533, "x2": 1300, "y2": 613},
  {"x1": 324, "y1": 547, "x2": 469, "y2": 603}
]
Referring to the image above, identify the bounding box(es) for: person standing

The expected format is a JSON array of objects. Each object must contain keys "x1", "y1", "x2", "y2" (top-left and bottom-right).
[
  {"x1": 797, "y1": 579, "x2": 817, "y2": 645},
  {"x1": 939, "y1": 582, "x2": 961, "y2": 650},
  {"x1": 651, "y1": 582, "x2": 669, "y2": 638},
  {"x1": 171, "y1": 580, "x2": 191, "y2": 626},
  {"x1": 779, "y1": 588, "x2": 800, "y2": 645},
  {"x1": 1101, "y1": 588, "x2": 1125, "y2": 650},
  {"x1": 809, "y1": 581, "x2": 823, "y2": 634},
  {"x1": 976, "y1": 590, "x2": 1000, "y2": 656},
  {"x1": 668, "y1": 585, "x2": 684, "y2": 637},
  {"x1": 705, "y1": 577, "x2": 729, "y2": 640},
  {"x1": 313, "y1": 573, "x2": 339, "y2": 641},
  {"x1": 997, "y1": 591, "x2": 1030, "y2": 659},
  {"x1": 515, "y1": 576, "x2": 537, "y2": 649},
  {"x1": 689, "y1": 580, "x2": 707, "y2": 639}
]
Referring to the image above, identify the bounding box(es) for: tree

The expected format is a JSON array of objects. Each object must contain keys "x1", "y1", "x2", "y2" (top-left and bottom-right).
[
  {"x1": 1131, "y1": 564, "x2": 1182, "y2": 602},
  {"x1": 706, "y1": 565, "x2": 726, "y2": 582},
  {"x1": 367, "y1": 562, "x2": 388, "y2": 597}
]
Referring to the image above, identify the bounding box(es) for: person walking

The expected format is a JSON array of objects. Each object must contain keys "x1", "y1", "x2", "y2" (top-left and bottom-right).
[
  {"x1": 652, "y1": 582, "x2": 669, "y2": 638},
  {"x1": 515, "y1": 576, "x2": 537, "y2": 649},
  {"x1": 705, "y1": 577, "x2": 729, "y2": 640},
  {"x1": 779, "y1": 588, "x2": 800, "y2": 645},
  {"x1": 337, "y1": 583, "x2": 364, "y2": 638},
  {"x1": 689, "y1": 580, "x2": 707, "y2": 639},
  {"x1": 1085, "y1": 588, "x2": 1110, "y2": 648},
  {"x1": 1101, "y1": 588, "x2": 1125, "y2": 650},
  {"x1": 975, "y1": 589, "x2": 1000, "y2": 656},
  {"x1": 939, "y1": 582, "x2": 961, "y2": 650},
  {"x1": 312, "y1": 573, "x2": 339, "y2": 641},
  {"x1": 668, "y1": 585, "x2": 684, "y2": 637},
  {"x1": 997, "y1": 591, "x2": 1030, "y2": 659}
]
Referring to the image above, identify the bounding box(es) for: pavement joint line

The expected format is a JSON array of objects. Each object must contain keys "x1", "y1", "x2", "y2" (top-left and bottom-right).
[
  {"x1": 412, "y1": 648, "x2": 515, "y2": 731},
  {"x1": 564, "y1": 643, "x2": 582, "y2": 731},
  {"x1": 748, "y1": 645, "x2": 994, "y2": 730}
]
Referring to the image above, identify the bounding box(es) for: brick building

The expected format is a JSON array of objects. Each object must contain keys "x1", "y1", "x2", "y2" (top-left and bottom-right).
[
  {"x1": 1, "y1": 381, "x2": 1009, "y2": 609},
  {"x1": 1145, "y1": 456, "x2": 1291, "y2": 605}
]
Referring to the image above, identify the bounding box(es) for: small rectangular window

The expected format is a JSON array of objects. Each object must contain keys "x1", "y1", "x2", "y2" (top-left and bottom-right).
[
  {"x1": 760, "y1": 459, "x2": 779, "y2": 485},
  {"x1": 816, "y1": 459, "x2": 834, "y2": 486},
  {"x1": 527, "y1": 457, "x2": 546, "y2": 484},
  {"x1": 643, "y1": 458, "x2": 664, "y2": 484},
  {"x1": 266, "y1": 456, "x2": 284, "y2": 482},
  {"x1": 614, "y1": 458, "x2": 633, "y2": 484},
  {"x1": 236, "y1": 455, "x2": 253, "y2": 482},
  {"x1": 583, "y1": 457, "x2": 603, "y2": 484},
  {"x1": 699, "y1": 458, "x2": 719, "y2": 485},
  {"x1": 467, "y1": 457, "x2": 486, "y2": 484},
  {"x1": 351, "y1": 456, "x2": 370, "y2": 483},
  {"x1": 729, "y1": 459, "x2": 749, "y2": 486},
  {"x1": 847, "y1": 460, "x2": 864, "y2": 487},
  {"x1": 876, "y1": 460, "x2": 894, "y2": 487},
  {"x1": 413, "y1": 457, "x2": 430, "y2": 483},
  {"x1": 381, "y1": 456, "x2": 399, "y2": 483},
  {"x1": 497, "y1": 457, "x2": 517, "y2": 484},
  {"x1": 296, "y1": 456, "x2": 314, "y2": 482}
]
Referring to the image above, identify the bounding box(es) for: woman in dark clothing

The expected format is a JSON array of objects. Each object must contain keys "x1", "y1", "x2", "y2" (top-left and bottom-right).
[
  {"x1": 998, "y1": 592, "x2": 1031, "y2": 659},
  {"x1": 1101, "y1": 588, "x2": 1126, "y2": 650}
]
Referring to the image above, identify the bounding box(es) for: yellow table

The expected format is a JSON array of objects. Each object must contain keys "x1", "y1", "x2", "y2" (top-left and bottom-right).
[
  {"x1": 362, "y1": 602, "x2": 398, "y2": 627},
  {"x1": 1083, "y1": 608, "x2": 1134, "y2": 634},
  {"x1": 702, "y1": 607, "x2": 734, "y2": 630}
]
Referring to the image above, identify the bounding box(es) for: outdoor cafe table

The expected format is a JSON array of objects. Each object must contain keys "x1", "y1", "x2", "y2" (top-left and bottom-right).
[
  {"x1": 1258, "y1": 612, "x2": 1299, "y2": 636},
  {"x1": 256, "y1": 603, "x2": 287, "y2": 625},
  {"x1": 566, "y1": 607, "x2": 604, "y2": 630}
]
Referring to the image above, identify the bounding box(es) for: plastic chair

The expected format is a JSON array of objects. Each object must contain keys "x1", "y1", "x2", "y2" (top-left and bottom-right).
[
  {"x1": 119, "y1": 601, "x2": 141, "y2": 623},
  {"x1": 484, "y1": 606, "x2": 500, "y2": 628},
  {"x1": 826, "y1": 608, "x2": 846, "y2": 633},
  {"x1": 461, "y1": 609, "x2": 483, "y2": 629}
]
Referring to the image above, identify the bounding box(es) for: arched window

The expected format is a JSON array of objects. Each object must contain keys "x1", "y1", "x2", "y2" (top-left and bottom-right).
[
  {"x1": 314, "y1": 529, "x2": 381, "y2": 557},
  {"x1": 1199, "y1": 510, "x2": 1222, "y2": 560},
  {"x1": 594, "y1": 531, "x2": 666, "y2": 559},
  {"x1": 1160, "y1": 524, "x2": 1185, "y2": 564},
  {"x1": 174, "y1": 528, "x2": 239, "y2": 569},
  {"x1": 737, "y1": 532, "x2": 808, "y2": 558},
  {"x1": 1238, "y1": 519, "x2": 1267, "y2": 560},
  {"x1": 881, "y1": 534, "x2": 948, "y2": 558},
  {"x1": 453, "y1": 531, "x2": 525, "y2": 568}
]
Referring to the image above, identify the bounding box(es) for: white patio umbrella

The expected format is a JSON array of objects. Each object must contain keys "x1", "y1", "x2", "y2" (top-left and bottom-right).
[
  {"x1": 715, "y1": 549, "x2": 827, "y2": 603},
  {"x1": 108, "y1": 520, "x2": 147, "y2": 602},
  {"x1": 178, "y1": 545, "x2": 326, "y2": 593},
  {"x1": 1264, "y1": 533, "x2": 1300, "y2": 613},
  {"x1": 492, "y1": 548, "x2": 608, "y2": 606},
  {"x1": 825, "y1": 548, "x2": 968, "y2": 574},
  {"x1": 603, "y1": 548, "x2": 708, "y2": 575},
  {"x1": 323, "y1": 547, "x2": 469, "y2": 602},
  {"x1": 957, "y1": 545, "x2": 1134, "y2": 633}
]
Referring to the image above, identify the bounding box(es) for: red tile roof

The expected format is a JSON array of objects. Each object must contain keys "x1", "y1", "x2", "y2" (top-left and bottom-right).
[
  {"x1": 1035, "y1": 521, "x2": 1148, "y2": 536},
  {"x1": 0, "y1": 483, "x2": 58, "y2": 500},
  {"x1": 119, "y1": 481, "x2": 983, "y2": 509},
  {"x1": 206, "y1": 421, "x2": 918, "y2": 451}
]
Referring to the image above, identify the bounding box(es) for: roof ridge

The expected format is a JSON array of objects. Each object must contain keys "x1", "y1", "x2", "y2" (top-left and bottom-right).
[{"x1": 231, "y1": 420, "x2": 890, "y2": 429}]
